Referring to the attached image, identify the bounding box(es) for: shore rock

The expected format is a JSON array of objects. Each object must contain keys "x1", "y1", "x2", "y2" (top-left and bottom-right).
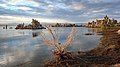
[
  {"x1": 117, "y1": 30, "x2": 120, "y2": 34},
  {"x1": 15, "y1": 19, "x2": 46, "y2": 29}
]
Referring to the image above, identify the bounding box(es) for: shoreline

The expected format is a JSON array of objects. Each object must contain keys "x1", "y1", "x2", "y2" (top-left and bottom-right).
[{"x1": 46, "y1": 28, "x2": 120, "y2": 67}]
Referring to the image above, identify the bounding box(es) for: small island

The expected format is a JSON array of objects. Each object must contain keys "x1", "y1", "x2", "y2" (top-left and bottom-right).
[
  {"x1": 86, "y1": 15, "x2": 120, "y2": 28},
  {"x1": 15, "y1": 19, "x2": 46, "y2": 29},
  {"x1": 51, "y1": 23, "x2": 84, "y2": 27}
]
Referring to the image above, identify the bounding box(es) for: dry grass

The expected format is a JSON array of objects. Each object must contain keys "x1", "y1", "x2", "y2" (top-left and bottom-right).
[{"x1": 40, "y1": 26, "x2": 77, "y2": 60}]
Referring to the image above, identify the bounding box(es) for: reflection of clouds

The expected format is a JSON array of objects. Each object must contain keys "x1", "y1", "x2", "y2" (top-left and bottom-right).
[
  {"x1": 0, "y1": 27, "x2": 103, "y2": 67},
  {"x1": 0, "y1": 55, "x2": 7, "y2": 65},
  {"x1": 41, "y1": 27, "x2": 71, "y2": 43},
  {"x1": 0, "y1": 54, "x2": 15, "y2": 65},
  {"x1": 0, "y1": 29, "x2": 24, "y2": 38},
  {"x1": 30, "y1": 44, "x2": 53, "y2": 67},
  {"x1": 32, "y1": 30, "x2": 42, "y2": 38},
  {"x1": 2, "y1": 45, "x2": 8, "y2": 49},
  {"x1": 0, "y1": 43, "x2": 34, "y2": 66},
  {"x1": 34, "y1": 44, "x2": 40, "y2": 49}
]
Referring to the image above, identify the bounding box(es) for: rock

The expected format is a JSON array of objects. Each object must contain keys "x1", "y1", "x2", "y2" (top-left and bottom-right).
[
  {"x1": 3, "y1": 27, "x2": 5, "y2": 29},
  {"x1": 15, "y1": 19, "x2": 46, "y2": 29},
  {"x1": 9, "y1": 27, "x2": 13, "y2": 29},
  {"x1": 96, "y1": 32, "x2": 103, "y2": 35},
  {"x1": 85, "y1": 33, "x2": 94, "y2": 35},
  {"x1": 113, "y1": 64, "x2": 120, "y2": 67},
  {"x1": 117, "y1": 30, "x2": 120, "y2": 34}
]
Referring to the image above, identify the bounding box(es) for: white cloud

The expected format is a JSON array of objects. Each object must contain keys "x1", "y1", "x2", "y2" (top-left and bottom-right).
[
  {"x1": 31, "y1": 11, "x2": 41, "y2": 14},
  {"x1": 0, "y1": 4, "x2": 32, "y2": 11},
  {"x1": 17, "y1": 6, "x2": 32, "y2": 11},
  {"x1": 0, "y1": 15, "x2": 74, "y2": 24},
  {"x1": 69, "y1": 3, "x2": 85, "y2": 10},
  {"x1": 88, "y1": 0, "x2": 103, "y2": 3},
  {"x1": 88, "y1": 0, "x2": 117, "y2": 3},
  {"x1": 0, "y1": 4, "x2": 7, "y2": 8},
  {"x1": 92, "y1": 9, "x2": 106, "y2": 13},
  {"x1": 8, "y1": 0, "x2": 40, "y2": 7}
]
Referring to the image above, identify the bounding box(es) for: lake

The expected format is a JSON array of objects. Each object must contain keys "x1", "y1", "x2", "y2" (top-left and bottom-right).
[{"x1": 0, "y1": 26, "x2": 102, "y2": 67}]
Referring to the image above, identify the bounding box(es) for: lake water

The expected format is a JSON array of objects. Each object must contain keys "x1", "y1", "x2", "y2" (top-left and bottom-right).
[{"x1": 0, "y1": 26, "x2": 102, "y2": 67}]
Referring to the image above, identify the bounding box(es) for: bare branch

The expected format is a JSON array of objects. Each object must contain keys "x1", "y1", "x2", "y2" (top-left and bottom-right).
[{"x1": 40, "y1": 26, "x2": 77, "y2": 53}]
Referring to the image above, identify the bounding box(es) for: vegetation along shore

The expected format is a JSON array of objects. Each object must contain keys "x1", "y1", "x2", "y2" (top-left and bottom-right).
[
  {"x1": 45, "y1": 28, "x2": 120, "y2": 67},
  {"x1": 44, "y1": 15, "x2": 120, "y2": 67}
]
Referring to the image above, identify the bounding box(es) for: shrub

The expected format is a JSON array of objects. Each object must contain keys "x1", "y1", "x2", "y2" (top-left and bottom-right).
[{"x1": 40, "y1": 26, "x2": 77, "y2": 60}]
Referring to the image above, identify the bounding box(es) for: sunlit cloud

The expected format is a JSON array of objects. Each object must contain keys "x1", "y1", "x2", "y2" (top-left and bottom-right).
[
  {"x1": 0, "y1": 0, "x2": 120, "y2": 23},
  {"x1": 17, "y1": 6, "x2": 32, "y2": 11},
  {"x1": 69, "y1": 3, "x2": 85, "y2": 11},
  {"x1": 0, "y1": 4, "x2": 7, "y2": 8},
  {"x1": 0, "y1": 15, "x2": 74, "y2": 24}
]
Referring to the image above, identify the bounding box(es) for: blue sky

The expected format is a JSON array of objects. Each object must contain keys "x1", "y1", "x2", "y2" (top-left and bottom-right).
[{"x1": 0, "y1": 0, "x2": 120, "y2": 24}]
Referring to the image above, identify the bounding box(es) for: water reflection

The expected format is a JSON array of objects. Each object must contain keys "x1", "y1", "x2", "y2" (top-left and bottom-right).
[
  {"x1": 86, "y1": 28, "x2": 103, "y2": 35},
  {"x1": 0, "y1": 42, "x2": 34, "y2": 67},
  {"x1": 32, "y1": 32, "x2": 40, "y2": 37},
  {"x1": 0, "y1": 27, "x2": 102, "y2": 67}
]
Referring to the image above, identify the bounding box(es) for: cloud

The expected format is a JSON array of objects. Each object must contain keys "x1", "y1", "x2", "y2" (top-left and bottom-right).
[
  {"x1": 0, "y1": 0, "x2": 120, "y2": 23},
  {"x1": 0, "y1": 4, "x2": 7, "y2": 8},
  {"x1": 0, "y1": 15, "x2": 74, "y2": 24},
  {"x1": 92, "y1": 9, "x2": 106, "y2": 13},
  {"x1": 69, "y1": 2, "x2": 85, "y2": 10},
  {"x1": 88, "y1": 0, "x2": 102, "y2": 3},
  {"x1": 8, "y1": 0, "x2": 40, "y2": 7},
  {"x1": 16, "y1": 6, "x2": 32, "y2": 11}
]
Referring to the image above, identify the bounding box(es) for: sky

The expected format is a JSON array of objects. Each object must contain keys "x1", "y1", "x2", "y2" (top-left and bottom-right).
[{"x1": 0, "y1": 0, "x2": 120, "y2": 24}]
